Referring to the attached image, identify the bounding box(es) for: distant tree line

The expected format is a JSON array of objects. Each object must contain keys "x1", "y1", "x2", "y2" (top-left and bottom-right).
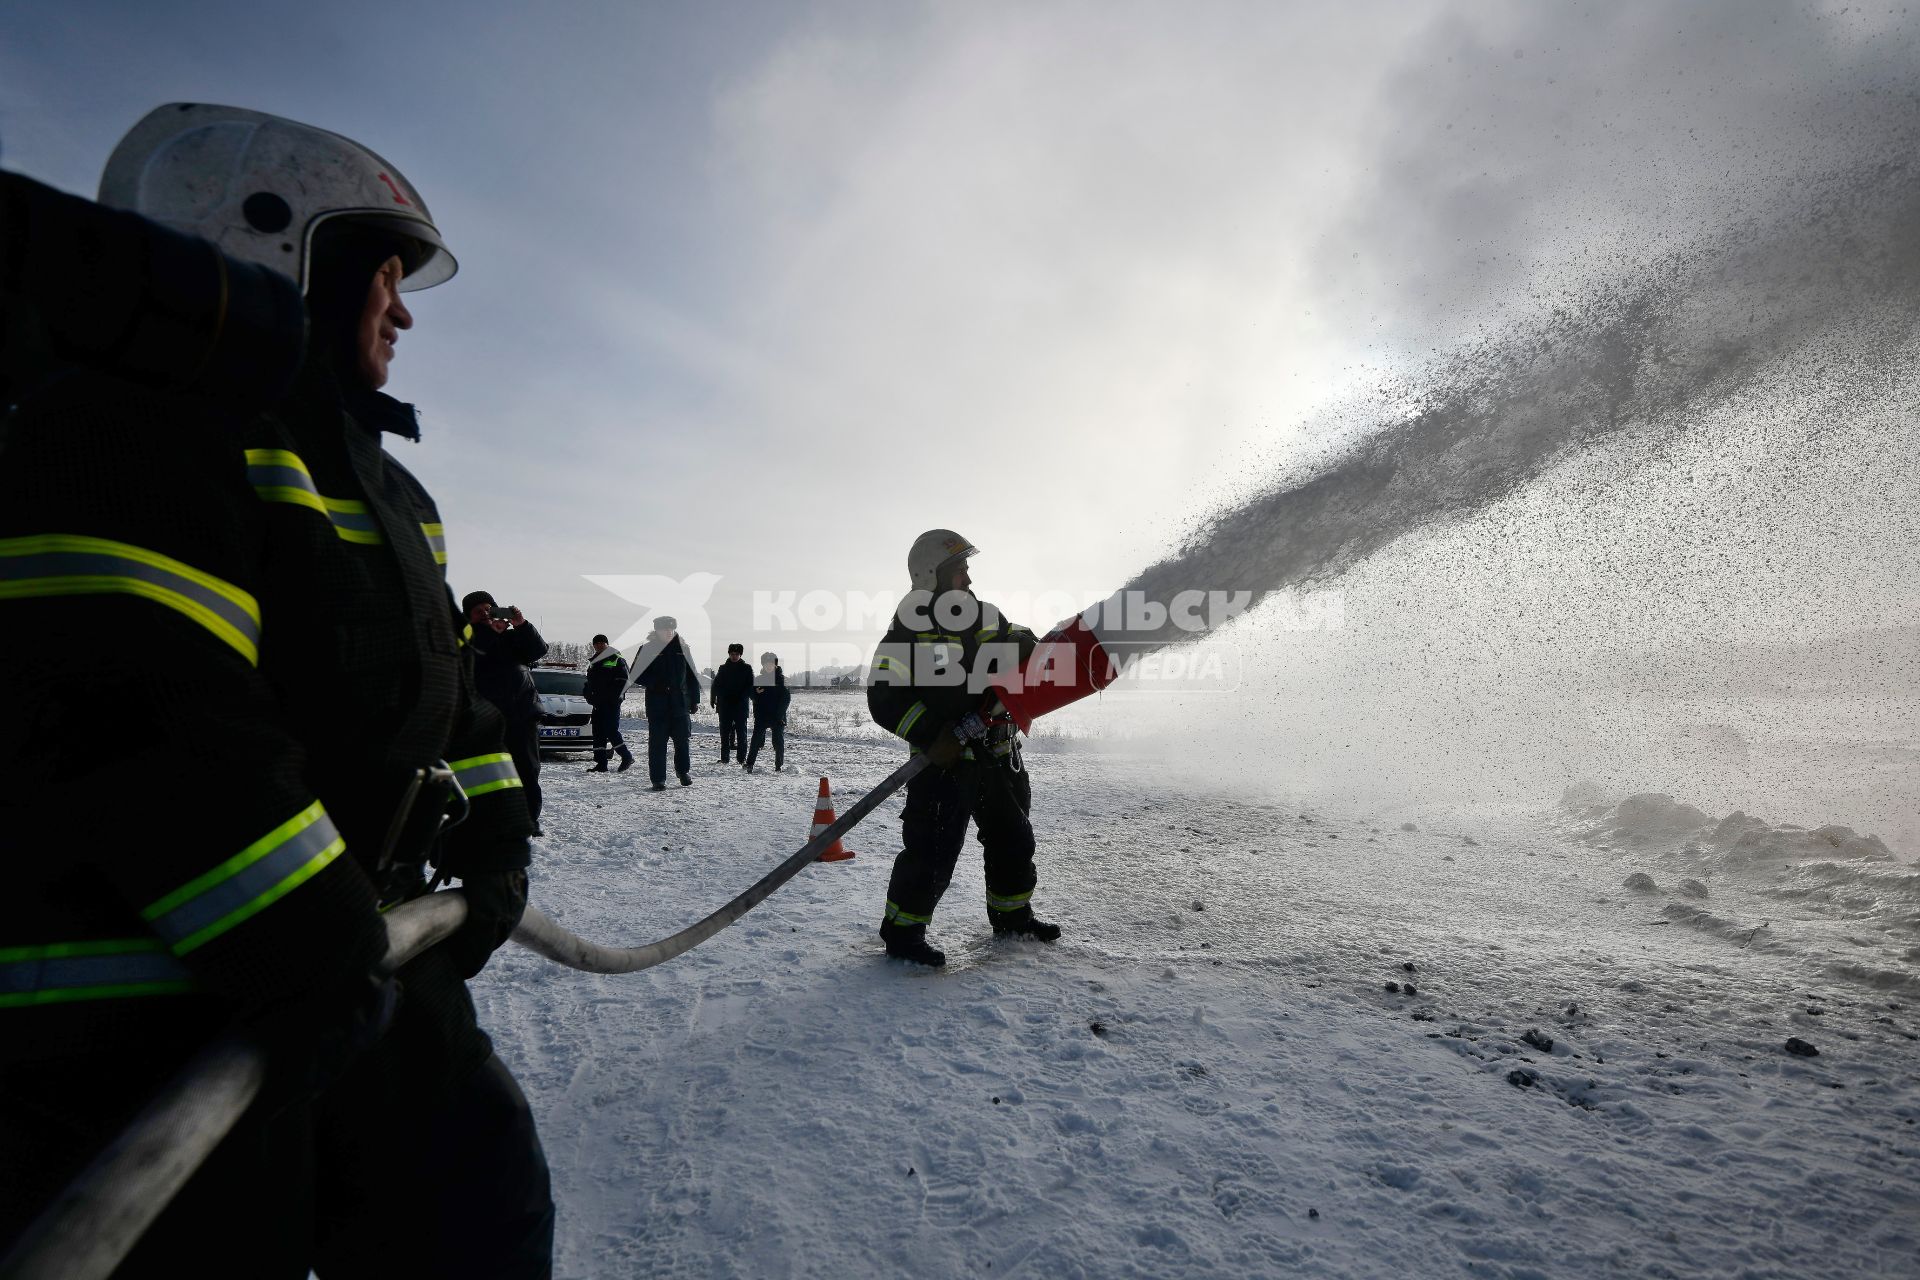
[{"x1": 542, "y1": 640, "x2": 592, "y2": 667}]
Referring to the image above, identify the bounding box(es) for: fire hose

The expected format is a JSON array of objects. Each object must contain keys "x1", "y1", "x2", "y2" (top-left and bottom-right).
[
  {"x1": 0, "y1": 756, "x2": 926, "y2": 1280},
  {"x1": 513, "y1": 755, "x2": 928, "y2": 973},
  {"x1": 4, "y1": 627, "x2": 1137, "y2": 1280},
  {"x1": 2, "y1": 612, "x2": 1128, "y2": 1279}
]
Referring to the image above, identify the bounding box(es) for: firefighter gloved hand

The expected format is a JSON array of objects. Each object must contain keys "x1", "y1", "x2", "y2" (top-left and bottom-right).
[
  {"x1": 927, "y1": 724, "x2": 967, "y2": 769},
  {"x1": 247, "y1": 969, "x2": 400, "y2": 1117},
  {"x1": 444, "y1": 868, "x2": 530, "y2": 979}
]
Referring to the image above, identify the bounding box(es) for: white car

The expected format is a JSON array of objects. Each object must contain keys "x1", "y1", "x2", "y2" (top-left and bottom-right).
[{"x1": 531, "y1": 665, "x2": 595, "y2": 754}]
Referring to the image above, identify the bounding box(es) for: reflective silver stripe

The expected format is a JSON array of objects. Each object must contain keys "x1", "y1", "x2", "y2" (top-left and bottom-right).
[
  {"x1": 247, "y1": 463, "x2": 316, "y2": 491},
  {"x1": 420, "y1": 522, "x2": 447, "y2": 565},
  {"x1": 883, "y1": 900, "x2": 933, "y2": 926},
  {"x1": 0, "y1": 535, "x2": 261, "y2": 664},
  {"x1": 986, "y1": 890, "x2": 1033, "y2": 913},
  {"x1": 143, "y1": 805, "x2": 346, "y2": 954},
  {"x1": 449, "y1": 752, "x2": 522, "y2": 797},
  {"x1": 0, "y1": 940, "x2": 193, "y2": 1007},
  {"x1": 896, "y1": 702, "x2": 927, "y2": 737},
  {"x1": 327, "y1": 507, "x2": 380, "y2": 537}
]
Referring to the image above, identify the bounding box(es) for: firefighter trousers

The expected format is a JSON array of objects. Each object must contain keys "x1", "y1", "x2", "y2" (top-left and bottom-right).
[
  {"x1": 883, "y1": 757, "x2": 1037, "y2": 928},
  {"x1": 0, "y1": 1049, "x2": 553, "y2": 1279}
]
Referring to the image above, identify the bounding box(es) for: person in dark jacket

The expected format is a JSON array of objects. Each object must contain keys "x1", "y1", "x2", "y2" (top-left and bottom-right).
[
  {"x1": 461, "y1": 590, "x2": 548, "y2": 831},
  {"x1": 582, "y1": 633, "x2": 634, "y2": 772},
  {"x1": 745, "y1": 651, "x2": 791, "y2": 773},
  {"x1": 632, "y1": 615, "x2": 702, "y2": 789},
  {"x1": 710, "y1": 642, "x2": 753, "y2": 764},
  {"x1": 866, "y1": 529, "x2": 1061, "y2": 968},
  {"x1": 0, "y1": 105, "x2": 550, "y2": 1275}
]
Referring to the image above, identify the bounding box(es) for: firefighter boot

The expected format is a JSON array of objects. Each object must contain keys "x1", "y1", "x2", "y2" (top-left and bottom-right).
[
  {"x1": 616, "y1": 747, "x2": 634, "y2": 772},
  {"x1": 991, "y1": 907, "x2": 1062, "y2": 942},
  {"x1": 880, "y1": 920, "x2": 946, "y2": 968}
]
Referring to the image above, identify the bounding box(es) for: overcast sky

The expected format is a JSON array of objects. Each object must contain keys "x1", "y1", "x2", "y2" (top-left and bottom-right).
[{"x1": 5, "y1": 0, "x2": 1911, "y2": 670}]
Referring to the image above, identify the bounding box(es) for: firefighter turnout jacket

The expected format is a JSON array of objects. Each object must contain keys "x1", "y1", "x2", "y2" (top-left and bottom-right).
[
  {"x1": 867, "y1": 596, "x2": 1036, "y2": 760},
  {"x1": 0, "y1": 365, "x2": 535, "y2": 1071}
]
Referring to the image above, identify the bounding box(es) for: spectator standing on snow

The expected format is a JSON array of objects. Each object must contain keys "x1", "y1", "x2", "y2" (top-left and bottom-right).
[
  {"x1": 632, "y1": 615, "x2": 702, "y2": 790},
  {"x1": 582, "y1": 633, "x2": 633, "y2": 773},
  {"x1": 0, "y1": 104, "x2": 551, "y2": 1274},
  {"x1": 745, "y1": 651, "x2": 791, "y2": 773},
  {"x1": 711, "y1": 642, "x2": 753, "y2": 765},
  {"x1": 463, "y1": 589, "x2": 548, "y2": 833},
  {"x1": 866, "y1": 529, "x2": 1060, "y2": 968}
]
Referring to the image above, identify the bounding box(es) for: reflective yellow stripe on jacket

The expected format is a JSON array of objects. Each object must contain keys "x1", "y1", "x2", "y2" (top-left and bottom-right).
[
  {"x1": 0, "y1": 938, "x2": 194, "y2": 1008},
  {"x1": 142, "y1": 801, "x2": 347, "y2": 955},
  {"x1": 0, "y1": 533, "x2": 261, "y2": 664},
  {"x1": 245, "y1": 449, "x2": 385, "y2": 545},
  {"x1": 449, "y1": 752, "x2": 523, "y2": 798}
]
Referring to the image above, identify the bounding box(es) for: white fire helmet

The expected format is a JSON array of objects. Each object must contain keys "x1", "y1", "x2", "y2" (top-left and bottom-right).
[
  {"x1": 908, "y1": 529, "x2": 978, "y2": 591},
  {"x1": 98, "y1": 103, "x2": 456, "y2": 296}
]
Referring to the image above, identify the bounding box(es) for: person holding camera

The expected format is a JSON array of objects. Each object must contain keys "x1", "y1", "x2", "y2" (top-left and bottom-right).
[
  {"x1": 462, "y1": 591, "x2": 548, "y2": 832},
  {"x1": 0, "y1": 105, "x2": 550, "y2": 1275}
]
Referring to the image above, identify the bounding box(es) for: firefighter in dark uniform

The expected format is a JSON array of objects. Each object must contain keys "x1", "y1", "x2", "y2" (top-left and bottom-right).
[
  {"x1": 0, "y1": 105, "x2": 551, "y2": 1275},
  {"x1": 710, "y1": 642, "x2": 753, "y2": 764},
  {"x1": 745, "y1": 651, "x2": 791, "y2": 773},
  {"x1": 866, "y1": 529, "x2": 1062, "y2": 967},
  {"x1": 583, "y1": 633, "x2": 635, "y2": 772},
  {"x1": 632, "y1": 615, "x2": 703, "y2": 790}
]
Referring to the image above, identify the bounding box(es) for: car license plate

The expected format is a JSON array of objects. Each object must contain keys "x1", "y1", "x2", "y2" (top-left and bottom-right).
[{"x1": 543, "y1": 728, "x2": 580, "y2": 738}]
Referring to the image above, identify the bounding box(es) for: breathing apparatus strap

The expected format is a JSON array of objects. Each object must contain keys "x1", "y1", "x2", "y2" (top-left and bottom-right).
[{"x1": 374, "y1": 762, "x2": 466, "y2": 906}]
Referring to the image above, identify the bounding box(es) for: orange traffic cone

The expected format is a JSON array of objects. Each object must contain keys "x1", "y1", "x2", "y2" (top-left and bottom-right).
[{"x1": 810, "y1": 776, "x2": 857, "y2": 863}]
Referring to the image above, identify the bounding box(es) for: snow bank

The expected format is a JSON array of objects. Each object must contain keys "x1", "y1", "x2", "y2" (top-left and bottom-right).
[
  {"x1": 1563, "y1": 788, "x2": 1903, "y2": 868},
  {"x1": 465, "y1": 730, "x2": 1920, "y2": 1277},
  {"x1": 1558, "y1": 787, "x2": 1920, "y2": 999}
]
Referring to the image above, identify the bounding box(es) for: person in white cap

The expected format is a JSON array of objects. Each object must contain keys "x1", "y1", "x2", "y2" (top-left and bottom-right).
[
  {"x1": 745, "y1": 651, "x2": 791, "y2": 772},
  {"x1": 0, "y1": 104, "x2": 550, "y2": 1275},
  {"x1": 631, "y1": 615, "x2": 703, "y2": 789}
]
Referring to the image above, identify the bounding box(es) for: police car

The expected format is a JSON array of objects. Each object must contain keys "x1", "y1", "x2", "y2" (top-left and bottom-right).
[{"x1": 531, "y1": 663, "x2": 594, "y2": 754}]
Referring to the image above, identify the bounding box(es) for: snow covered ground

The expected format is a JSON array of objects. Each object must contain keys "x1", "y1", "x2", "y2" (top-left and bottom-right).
[{"x1": 475, "y1": 696, "x2": 1920, "y2": 1279}]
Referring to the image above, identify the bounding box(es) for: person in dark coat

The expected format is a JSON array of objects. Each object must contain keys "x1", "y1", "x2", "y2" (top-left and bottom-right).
[
  {"x1": 631, "y1": 616, "x2": 702, "y2": 789},
  {"x1": 582, "y1": 633, "x2": 633, "y2": 772},
  {"x1": 0, "y1": 104, "x2": 550, "y2": 1275},
  {"x1": 745, "y1": 651, "x2": 791, "y2": 773},
  {"x1": 710, "y1": 642, "x2": 753, "y2": 764},
  {"x1": 462, "y1": 590, "x2": 548, "y2": 831}
]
